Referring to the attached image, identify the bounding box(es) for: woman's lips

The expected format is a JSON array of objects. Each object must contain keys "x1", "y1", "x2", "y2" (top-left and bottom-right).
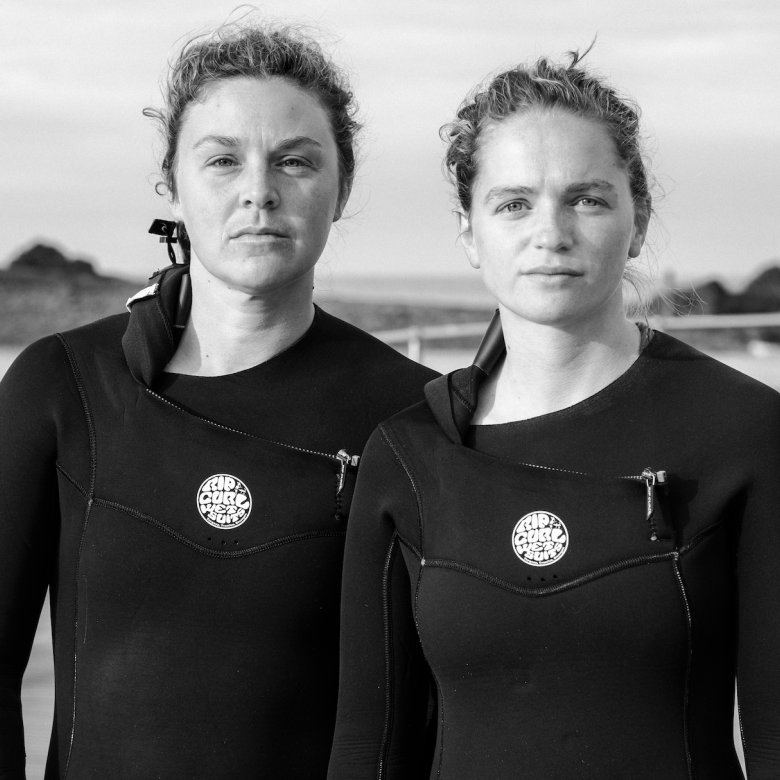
[
  {"x1": 230, "y1": 228, "x2": 291, "y2": 243},
  {"x1": 524, "y1": 265, "x2": 582, "y2": 276},
  {"x1": 232, "y1": 233, "x2": 289, "y2": 242}
]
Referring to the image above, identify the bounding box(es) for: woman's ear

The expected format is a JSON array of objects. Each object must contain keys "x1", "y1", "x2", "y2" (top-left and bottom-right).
[
  {"x1": 457, "y1": 210, "x2": 481, "y2": 270},
  {"x1": 629, "y1": 200, "x2": 651, "y2": 259},
  {"x1": 333, "y1": 180, "x2": 353, "y2": 223},
  {"x1": 170, "y1": 194, "x2": 184, "y2": 223}
]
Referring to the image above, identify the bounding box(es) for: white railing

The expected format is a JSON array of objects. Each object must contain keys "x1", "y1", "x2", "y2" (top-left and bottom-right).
[
  {"x1": 650, "y1": 312, "x2": 780, "y2": 330},
  {"x1": 373, "y1": 312, "x2": 780, "y2": 361}
]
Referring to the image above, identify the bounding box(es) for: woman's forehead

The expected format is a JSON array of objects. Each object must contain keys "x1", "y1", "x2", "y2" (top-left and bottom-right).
[
  {"x1": 181, "y1": 76, "x2": 333, "y2": 144},
  {"x1": 474, "y1": 110, "x2": 626, "y2": 187}
]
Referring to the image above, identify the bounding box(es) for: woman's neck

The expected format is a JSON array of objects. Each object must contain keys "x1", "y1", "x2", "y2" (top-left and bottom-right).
[
  {"x1": 164, "y1": 260, "x2": 316, "y2": 377},
  {"x1": 474, "y1": 301, "x2": 642, "y2": 424}
]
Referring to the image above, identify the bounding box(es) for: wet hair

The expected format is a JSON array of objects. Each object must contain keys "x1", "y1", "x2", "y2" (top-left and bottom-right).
[
  {"x1": 144, "y1": 19, "x2": 360, "y2": 207},
  {"x1": 441, "y1": 47, "x2": 651, "y2": 224}
]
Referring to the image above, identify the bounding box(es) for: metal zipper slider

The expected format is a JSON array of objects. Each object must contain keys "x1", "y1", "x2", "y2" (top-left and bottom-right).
[
  {"x1": 642, "y1": 468, "x2": 667, "y2": 541},
  {"x1": 336, "y1": 450, "x2": 361, "y2": 496}
]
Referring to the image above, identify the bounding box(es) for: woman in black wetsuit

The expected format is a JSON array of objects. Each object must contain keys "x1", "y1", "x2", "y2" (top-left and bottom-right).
[
  {"x1": 0, "y1": 20, "x2": 435, "y2": 780},
  {"x1": 328, "y1": 51, "x2": 780, "y2": 779}
]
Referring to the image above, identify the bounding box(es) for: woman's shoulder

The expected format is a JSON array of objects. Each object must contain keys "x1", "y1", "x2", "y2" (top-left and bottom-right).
[
  {"x1": 1, "y1": 313, "x2": 131, "y2": 401},
  {"x1": 645, "y1": 329, "x2": 780, "y2": 441},
  {"x1": 56, "y1": 311, "x2": 130, "y2": 353},
  {"x1": 648, "y1": 329, "x2": 780, "y2": 401},
  {"x1": 311, "y1": 305, "x2": 439, "y2": 381}
]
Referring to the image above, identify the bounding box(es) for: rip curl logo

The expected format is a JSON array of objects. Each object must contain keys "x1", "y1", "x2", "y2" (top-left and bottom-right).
[
  {"x1": 512, "y1": 511, "x2": 569, "y2": 567},
  {"x1": 197, "y1": 474, "x2": 252, "y2": 529}
]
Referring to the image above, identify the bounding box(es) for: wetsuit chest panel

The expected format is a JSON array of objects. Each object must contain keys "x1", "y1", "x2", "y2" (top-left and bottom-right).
[
  {"x1": 67, "y1": 501, "x2": 344, "y2": 778},
  {"x1": 418, "y1": 442, "x2": 673, "y2": 589},
  {"x1": 416, "y1": 561, "x2": 691, "y2": 779},
  {"x1": 91, "y1": 389, "x2": 344, "y2": 552}
]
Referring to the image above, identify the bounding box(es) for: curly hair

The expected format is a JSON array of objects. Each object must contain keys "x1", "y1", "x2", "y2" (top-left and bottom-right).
[
  {"x1": 144, "y1": 19, "x2": 361, "y2": 204},
  {"x1": 441, "y1": 48, "x2": 651, "y2": 221}
]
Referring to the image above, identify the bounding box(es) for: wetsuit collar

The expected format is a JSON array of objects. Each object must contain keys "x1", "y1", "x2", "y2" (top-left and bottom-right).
[
  {"x1": 423, "y1": 313, "x2": 654, "y2": 445},
  {"x1": 122, "y1": 264, "x2": 190, "y2": 388},
  {"x1": 423, "y1": 310, "x2": 505, "y2": 445}
]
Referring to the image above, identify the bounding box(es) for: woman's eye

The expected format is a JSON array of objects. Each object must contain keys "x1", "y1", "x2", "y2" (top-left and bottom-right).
[
  {"x1": 502, "y1": 201, "x2": 528, "y2": 213},
  {"x1": 210, "y1": 157, "x2": 236, "y2": 168},
  {"x1": 280, "y1": 158, "x2": 310, "y2": 169}
]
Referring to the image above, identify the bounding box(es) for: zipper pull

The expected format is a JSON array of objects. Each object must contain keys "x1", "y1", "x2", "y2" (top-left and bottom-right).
[
  {"x1": 642, "y1": 468, "x2": 667, "y2": 541},
  {"x1": 336, "y1": 450, "x2": 361, "y2": 496}
]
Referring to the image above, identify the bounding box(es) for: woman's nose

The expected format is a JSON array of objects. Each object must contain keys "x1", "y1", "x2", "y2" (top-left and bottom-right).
[
  {"x1": 240, "y1": 165, "x2": 280, "y2": 210},
  {"x1": 533, "y1": 205, "x2": 572, "y2": 252}
]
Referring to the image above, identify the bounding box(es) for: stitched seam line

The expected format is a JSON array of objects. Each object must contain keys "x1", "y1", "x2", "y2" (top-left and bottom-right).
[
  {"x1": 154, "y1": 291, "x2": 175, "y2": 349},
  {"x1": 93, "y1": 497, "x2": 345, "y2": 558},
  {"x1": 379, "y1": 424, "x2": 425, "y2": 554},
  {"x1": 56, "y1": 463, "x2": 88, "y2": 497},
  {"x1": 56, "y1": 335, "x2": 96, "y2": 497},
  {"x1": 450, "y1": 383, "x2": 474, "y2": 413},
  {"x1": 414, "y1": 561, "x2": 444, "y2": 779},
  {"x1": 424, "y1": 550, "x2": 679, "y2": 596},
  {"x1": 56, "y1": 334, "x2": 97, "y2": 779},
  {"x1": 736, "y1": 675, "x2": 749, "y2": 779},
  {"x1": 672, "y1": 554, "x2": 695, "y2": 780},
  {"x1": 678, "y1": 519, "x2": 722, "y2": 554},
  {"x1": 377, "y1": 534, "x2": 398, "y2": 780},
  {"x1": 396, "y1": 533, "x2": 422, "y2": 560}
]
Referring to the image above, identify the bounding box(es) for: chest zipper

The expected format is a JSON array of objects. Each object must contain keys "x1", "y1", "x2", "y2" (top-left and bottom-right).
[
  {"x1": 510, "y1": 459, "x2": 669, "y2": 543},
  {"x1": 143, "y1": 387, "x2": 360, "y2": 497},
  {"x1": 336, "y1": 449, "x2": 361, "y2": 496},
  {"x1": 631, "y1": 468, "x2": 668, "y2": 541}
]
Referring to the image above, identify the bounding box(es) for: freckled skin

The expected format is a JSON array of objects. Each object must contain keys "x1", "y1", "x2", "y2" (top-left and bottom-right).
[
  {"x1": 459, "y1": 109, "x2": 646, "y2": 328},
  {"x1": 171, "y1": 76, "x2": 343, "y2": 296}
]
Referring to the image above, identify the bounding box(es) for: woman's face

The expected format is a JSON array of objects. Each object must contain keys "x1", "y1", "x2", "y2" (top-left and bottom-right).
[
  {"x1": 459, "y1": 109, "x2": 646, "y2": 327},
  {"x1": 171, "y1": 76, "x2": 344, "y2": 295}
]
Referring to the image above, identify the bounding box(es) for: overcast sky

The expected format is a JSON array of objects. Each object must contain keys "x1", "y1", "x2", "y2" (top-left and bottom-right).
[{"x1": 1, "y1": 0, "x2": 778, "y2": 287}]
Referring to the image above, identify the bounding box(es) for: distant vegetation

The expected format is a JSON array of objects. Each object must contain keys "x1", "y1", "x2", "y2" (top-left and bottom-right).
[
  {"x1": 0, "y1": 244, "x2": 140, "y2": 344},
  {"x1": 656, "y1": 266, "x2": 780, "y2": 316},
  {"x1": 1, "y1": 242, "x2": 779, "y2": 348}
]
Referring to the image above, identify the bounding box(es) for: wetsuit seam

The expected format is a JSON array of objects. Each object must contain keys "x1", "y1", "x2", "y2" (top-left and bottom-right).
[
  {"x1": 378, "y1": 533, "x2": 399, "y2": 780},
  {"x1": 678, "y1": 519, "x2": 722, "y2": 554},
  {"x1": 56, "y1": 334, "x2": 97, "y2": 497},
  {"x1": 154, "y1": 292, "x2": 176, "y2": 350},
  {"x1": 736, "y1": 674, "x2": 750, "y2": 779},
  {"x1": 424, "y1": 550, "x2": 679, "y2": 596},
  {"x1": 396, "y1": 533, "x2": 422, "y2": 560},
  {"x1": 451, "y1": 382, "x2": 474, "y2": 414},
  {"x1": 672, "y1": 553, "x2": 695, "y2": 780},
  {"x1": 93, "y1": 497, "x2": 345, "y2": 557},
  {"x1": 56, "y1": 333, "x2": 97, "y2": 779},
  {"x1": 415, "y1": 559, "x2": 444, "y2": 779},
  {"x1": 379, "y1": 424, "x2": 425, "y2": 555},
  {"x1": 56, "y1": 463, "x2": 88, "y2": 497}
]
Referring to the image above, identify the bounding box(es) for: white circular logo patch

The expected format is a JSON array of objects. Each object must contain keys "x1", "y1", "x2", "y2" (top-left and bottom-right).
[
  {"x1": 197, "y1": 474, "x2": 252, "y2": 529},
  {"x1": 512, "y1": 511, "x2": 569, "y2": 567}
]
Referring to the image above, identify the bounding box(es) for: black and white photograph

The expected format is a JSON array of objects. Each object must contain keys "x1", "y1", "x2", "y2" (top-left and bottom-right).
[{"x1": 1, "y1": 0, "x2": 778, "y2": 778}]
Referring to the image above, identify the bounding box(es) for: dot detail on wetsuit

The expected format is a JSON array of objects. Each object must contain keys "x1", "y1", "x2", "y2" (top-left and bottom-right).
[
  {"x1": 511, "y1": 511, "x2": 569, "y2": 566},
  {"x1": 196, "y1": 473, "x2": 252, "y2": 529}
]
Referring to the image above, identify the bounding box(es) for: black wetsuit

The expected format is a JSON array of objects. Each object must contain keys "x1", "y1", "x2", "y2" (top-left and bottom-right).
[
  {"x1": 0, "y1": 265, "x2": 437, "y2": 780},
  {"x1": 328, "y1": 330, "x2": 780, "y2": 780}
]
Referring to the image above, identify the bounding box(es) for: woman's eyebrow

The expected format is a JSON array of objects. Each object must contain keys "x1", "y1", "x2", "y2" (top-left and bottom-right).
[
  {"x1": 484, "y1": 185, "x2": 535, "y2": 203},
  {"x1": 565, "y1": 180, "x2": 616, "y2": 194},
  {"x1": 275, "y1": 136, "x2": 323, "y2": 152},
  {"x1": 192, "y1": 134, "x2": 239, "y2": 150}
]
